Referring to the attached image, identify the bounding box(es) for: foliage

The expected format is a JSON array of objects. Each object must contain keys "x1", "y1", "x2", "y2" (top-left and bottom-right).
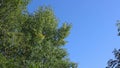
[
  {"x1": 106, "y1": 22, "x2": 120, "y2": 68},
  {"x1": 106, "y1": 49, "x2": 120, "y2": 68},
  {"x1": 0, "y1": 0, "x2": 77, "y2": 68}
]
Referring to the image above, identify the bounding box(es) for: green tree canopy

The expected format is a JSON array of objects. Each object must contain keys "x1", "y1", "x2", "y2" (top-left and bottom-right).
[{"x1": 0, "y1": 0, "x2": 77, "y2": 68}]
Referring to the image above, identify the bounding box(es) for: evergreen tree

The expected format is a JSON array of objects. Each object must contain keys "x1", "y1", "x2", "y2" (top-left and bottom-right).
[{"x1": 0, "y1": 0, "x2": 77, "y2": 68}]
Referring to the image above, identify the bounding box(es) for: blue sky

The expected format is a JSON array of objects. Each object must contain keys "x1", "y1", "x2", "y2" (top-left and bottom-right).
[{"x1": 28, "y1": 0, "x2": 120, "y2": 68}]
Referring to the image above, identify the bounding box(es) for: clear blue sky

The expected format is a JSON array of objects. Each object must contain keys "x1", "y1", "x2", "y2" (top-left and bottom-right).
[{"x1": 28, "y1": 0, "x2": 120, "y2": 68}]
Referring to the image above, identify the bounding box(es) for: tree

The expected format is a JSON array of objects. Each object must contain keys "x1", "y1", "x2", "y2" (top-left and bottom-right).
[
  {"x1": 106, "y1": 22, "x2": 120, "y2": 68},
  {"x1": 0, "y1": 0, "x2": 77, "y2": 68},
  {"x1": 106, "y1": 49, "x2": 120, "y2": 68}
]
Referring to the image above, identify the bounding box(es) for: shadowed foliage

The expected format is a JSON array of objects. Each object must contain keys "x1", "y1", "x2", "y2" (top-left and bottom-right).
[
  {"x1": 106, "y1": 49, "x2": 120, "y2": 68},
  {"x1": 106, "y1": 22, "x2": 120, "y2": 68}
]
